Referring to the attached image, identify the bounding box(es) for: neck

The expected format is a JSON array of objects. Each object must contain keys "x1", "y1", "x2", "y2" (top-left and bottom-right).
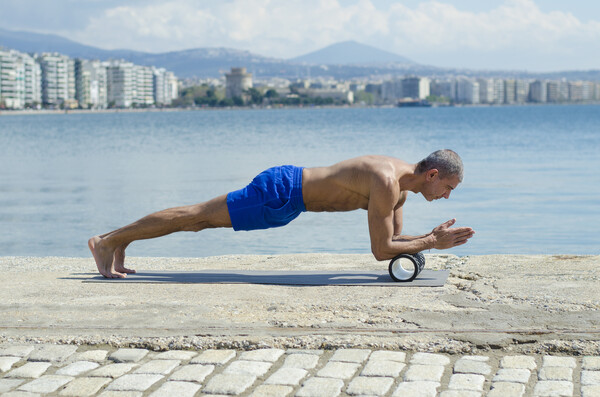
[{"x1": 399, "y1": 163, "x2": 424, "y2": 194}]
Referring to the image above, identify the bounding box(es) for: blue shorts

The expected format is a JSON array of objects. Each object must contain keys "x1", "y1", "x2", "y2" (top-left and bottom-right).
[{"x1": 227, "y1": 165, "x2": 306, "y2": 231}]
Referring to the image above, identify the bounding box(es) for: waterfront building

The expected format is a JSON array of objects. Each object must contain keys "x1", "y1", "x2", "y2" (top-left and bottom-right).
[
  {"x1": 558, "y1": 80, "x2": 569, "y2": 102},
  {"x1": 529, "y1": 80, "x2": 547, "y2": 103},
  {"x1": 0, "y1": 49, "x2": 20, "y2": 108},
  {"x1": 515, "y1": 80, "x2": 529, "y2": 103},
  {"x1": 568, "y1": 81, "x2": 583, "y2": 102},
  {"x1": 132, "y1": 65, "x2": 154, "y2": 106},
  {"x1": 456, "y1": 77, "x2": 480, "y2": 104},
  {"x1": 402, "y1": 76, "x2": 430, "y2": 100},
  {"x1": 225, "y1": 67, "x2": 252, "y2": 100},
  {"x1": 430, "y1": 79, "x2": 456, "y2": 102},
  {"x1": 546, "y1": 81, "x2": 558, "y2": 102},
  {"x1": 37, "y1": 53, "x2": 74, "y2": 107},
  {"x1": 477, "y1": 78, "x2": 494, "y2": 104},
  {"x1": 21, "y1": 52, "x2": 41, "y2": 107},
  {"x1": 75, "y1": 59, "x2": 108, "y2": 109},
  {"x1": 504, "y1": 79, "x2": 516, "y2": 104},
  {"x1": 153, "y1": 68, "x2": 179, "y2": 106},
  {"x1": 493, "y1": 79, "x2": 505, "y2": 104},
  {"x1": 581, "y1": 81, "x2": 594, "y2": 101},
  {"x1": 107, "y1": 60, "x2": 134, "y2": 108},
  {"x1": 381, "y1": 78, "x2": 403, "y2": 102}
]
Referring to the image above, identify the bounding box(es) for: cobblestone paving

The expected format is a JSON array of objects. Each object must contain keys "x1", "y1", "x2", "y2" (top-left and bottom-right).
[{"x1": 1, "y1": 344, "x2": 599, "y2": 396}]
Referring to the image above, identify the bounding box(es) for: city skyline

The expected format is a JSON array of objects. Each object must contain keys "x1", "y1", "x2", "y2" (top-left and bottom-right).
[{"x1": 0, "y1": 0, "x2": 599, "y2": 72}]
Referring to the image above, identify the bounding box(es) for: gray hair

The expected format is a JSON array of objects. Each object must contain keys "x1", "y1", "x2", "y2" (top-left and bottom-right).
[{"x1": 415, "y1": 149, "x2": 464, "y2": 181}]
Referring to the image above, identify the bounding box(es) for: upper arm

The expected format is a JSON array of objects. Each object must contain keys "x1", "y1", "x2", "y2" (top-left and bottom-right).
[
  {"x1": 367, "y1": 174, "x2": 399, "y2": 260},
  {"x1": 393, "y1": 192, "x2": 407, "y2": 236}
]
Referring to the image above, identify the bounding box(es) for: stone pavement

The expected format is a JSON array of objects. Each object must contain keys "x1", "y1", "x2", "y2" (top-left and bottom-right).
[{"x1": 1, "y1": 344, "x2": 599, "y2": 396}]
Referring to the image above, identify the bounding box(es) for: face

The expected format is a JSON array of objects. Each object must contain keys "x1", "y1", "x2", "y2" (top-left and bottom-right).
[{"x1": 423, "y1": 171, "x2": 461, "y2": 201}]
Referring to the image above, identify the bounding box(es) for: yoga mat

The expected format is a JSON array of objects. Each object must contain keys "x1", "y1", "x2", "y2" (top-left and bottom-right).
[{"x1": 84, "y1": 269, "x2": 449, "y2": 287}]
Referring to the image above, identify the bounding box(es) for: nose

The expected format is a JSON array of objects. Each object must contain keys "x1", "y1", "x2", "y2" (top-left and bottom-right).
[{"x1": 443, "y1": 190, "x2": 451, "y2": 199}]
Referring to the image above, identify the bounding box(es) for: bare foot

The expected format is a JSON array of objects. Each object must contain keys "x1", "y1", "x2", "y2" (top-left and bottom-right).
[
  {"x1": 113, "y1": 243, "x2": 136, "y2": 274},
  {"x1": 88, "y1": 236, "x2": 126, "y2": 278}
]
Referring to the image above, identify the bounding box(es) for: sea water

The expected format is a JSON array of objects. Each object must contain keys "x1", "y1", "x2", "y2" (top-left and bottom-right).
[{"x1": 1, "y1": 105, "x2": 599, "y2": 257}]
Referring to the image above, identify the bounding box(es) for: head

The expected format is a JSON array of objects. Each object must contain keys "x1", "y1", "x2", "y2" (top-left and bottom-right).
[{"x1": 415, "y1": 149, "x2": 464, "y2": 201}]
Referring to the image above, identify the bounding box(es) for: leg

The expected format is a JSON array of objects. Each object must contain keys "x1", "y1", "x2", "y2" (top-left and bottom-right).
[{"x1": 89, "y1": 194, "x2": 232, "y2": 278}]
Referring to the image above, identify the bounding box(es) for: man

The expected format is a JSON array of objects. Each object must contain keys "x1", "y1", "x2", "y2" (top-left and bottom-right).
[{"x1": 89, "y1": 149, "x2": 475, "y2": 278}]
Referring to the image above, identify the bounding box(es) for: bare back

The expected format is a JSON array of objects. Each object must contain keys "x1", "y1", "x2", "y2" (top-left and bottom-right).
[{"x1": 302, "y1": 155, "x2": 411, "y2": 212}]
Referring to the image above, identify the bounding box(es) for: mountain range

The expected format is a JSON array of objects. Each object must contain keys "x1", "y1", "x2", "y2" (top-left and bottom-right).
[{"x1": 1, "y1": 27, "x2": 598, "y2": 81}]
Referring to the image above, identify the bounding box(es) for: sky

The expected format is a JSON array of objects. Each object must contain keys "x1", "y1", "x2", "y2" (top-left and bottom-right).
[{"x1": 0, "y1": 0, "x2": 599, "y2": 72}]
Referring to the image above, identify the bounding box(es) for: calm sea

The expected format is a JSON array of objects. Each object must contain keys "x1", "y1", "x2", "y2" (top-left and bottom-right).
[{"x1": 1, "y1": 105, "x2": 599, "y2": 258}]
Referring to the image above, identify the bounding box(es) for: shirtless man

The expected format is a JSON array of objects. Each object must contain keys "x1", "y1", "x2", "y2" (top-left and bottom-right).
[{"x1": 89, "y1": 149, "x2": 475, "y2": 278}]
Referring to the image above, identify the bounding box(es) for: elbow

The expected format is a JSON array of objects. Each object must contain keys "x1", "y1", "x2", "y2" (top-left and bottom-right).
[{"x1": 371, "y1": 245, "x2": 393, "y2": 261}]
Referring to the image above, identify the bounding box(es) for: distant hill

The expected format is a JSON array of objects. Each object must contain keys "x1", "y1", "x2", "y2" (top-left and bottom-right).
[
  {"x1": 291, "y1": 40, "x2": 414, "y2": 65},
  {"x1": 2, "y1": 28, "x2": 598, "y2": 81}
]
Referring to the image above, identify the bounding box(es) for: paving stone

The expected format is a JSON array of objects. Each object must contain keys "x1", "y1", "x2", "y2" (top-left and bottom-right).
[
  {"x1": 98, "y1": 392, "x2": 143, "y2": 397},
  {"x1": 296, "y1": 377, "x2": 344, "y2": 397},
  {"x1": 404, "y1": 364, "x2": 445, "y2": 382},
  {"x1": 286, "y1": 349, "x2": 324, "y2": 355},
  {"x1": 500, "y1": 355, "x2": 537, "y2": 370},
  {"x1": 89, "y1": 363, "x2": 137, "y2": 378},
  {"x1": 250, "y1": 384, "x2": 294, "y2": 397},
  {"x1": 583, "y1": 356, "x2": 600, "y2": 370},
  {"x1": 581, "y1": 370, "x2": 600, "y2": 385},
  {"x1": 448, "y1": 373, "x2": 485, "y2": 391},
  {"x1": 533, "y1": 380, "x2": 573, "y2": 396},
  {"x1": 369, "y1": 350, "x2": 406, "y2": 362},
  {"x1": 487, "y1": 381, "x2": 526, "y2": 397},
  {"x1": 223, "y1": 360, "x2": 272, "y2": 376},
  {"x1": 1, "y1": 392, "x2": 42, "y2": 397},
  {"x1": 0, "y1": 379, "x2": 25, "y2": 393},
  {"x1": 330, "y1": 348, "x2": 371, "y2": 363},
  {"x1": 317, "y1": 361, "x2": 360, "y2": 379},
  {"x1": 582, "y1": 385, "x2": 600, "y2": 397},
  {"x1": 28, "y1": 344, "x2": 78, "y2": 363},
  {"x1": 190, "y1": 349, "x2": 236, "y2": 365},
  {"x1": 105, "y1": 374, "x2": 163, "y2": 392},
  {"x1": 0, "y1": 345, "x2": 34, "y2": 358},
  {"x1": 56, "y1": 361, "x2": 100, "y2": 376},
  {"x1": 203, "y1": 373, "x2": 256, "y2": 395},
  {"x1": 58, "y1": 377, "x2": 111, "y2": 396},
  {"x1": 109, "y1": 349, "x2": 149, "y2": 363},
  {"x1": 70, "y1": 350, "x2": 109, "y2": 363},
  {"x1": 148, "y1": 381, "x2": 201, "y2": 397},
  {"x1": 5, "y1": 362, "x2": 52, "y2": 378},
  {"x1": 493, "y1": 368, "x2": 532, "y2": 383},
  {"x1": 133, "y1": 359, "x2": 180, "y2": 375},
  {"x1": 168, "y1": 364, "x2": 214, "y2": 382},
  {"x1": 361, "y1": 359, "x2": 405, "y2": 377},
  {"x1": 153, "y1": 350, "x2": 197, "y2": 360},
  {"x1": 264, "y1": 367, "x2": 307, "y2": 385},
  {"x1": 454, "y1": 358, "x2": 492, "y2": 375},
  {"x1": 18, "y1": 375, "x2": 74, "y2": 394},
  {"x1": 0, "y1": 356, "x2": 21, "y2": 372},
  {"x1": 542, "y1": 356, "x2": 577, "y2": 368},
  {"x1": 439, "y1": 391, "x2": 481, "y2": 397},
  {"x1": 410, "y1": 352, "x2": 451, "y2": 366},
  {"x1": 461, "y1": 355, "x2": 490, "y2": 362},
  {"x1": 392, "y1": 381, "x2": 439, "y2": 397},
  {"x1": 538, "y1": 366, "x2": 573, "y2": 381},
  {"x1": 282, "y1": 353, "x2": 320, "y2": 369},
  {"x1": 346, "y1": 376, "x2": 394, "y2": 396},
  {"x1": 240, "y1": 348, "x2": 285, "y2": 362}
]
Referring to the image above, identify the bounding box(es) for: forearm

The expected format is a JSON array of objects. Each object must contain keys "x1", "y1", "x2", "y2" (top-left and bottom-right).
[{"x1": 373, "y1": 233, "x2": 436, "y2": 260}]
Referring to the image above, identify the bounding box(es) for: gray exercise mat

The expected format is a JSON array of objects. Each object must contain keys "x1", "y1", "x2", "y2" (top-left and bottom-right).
[{"x1": 84, "y1": 269, "x2": 449, "y2": 286}]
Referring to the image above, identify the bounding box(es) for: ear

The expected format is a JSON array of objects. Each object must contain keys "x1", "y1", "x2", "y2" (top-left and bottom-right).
[{"x1": 426, "y1": 169, "x2": 439, "y2": 181}]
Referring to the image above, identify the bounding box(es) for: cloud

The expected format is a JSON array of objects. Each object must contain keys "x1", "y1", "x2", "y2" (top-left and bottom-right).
[{"x1": 56, "y1": 0, "x2": 600, "y2": 70}]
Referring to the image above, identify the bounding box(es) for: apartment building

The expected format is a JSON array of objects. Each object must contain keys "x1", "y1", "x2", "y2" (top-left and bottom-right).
[
  {"x1": 107, "y1": 60, "x2": 134, "y2": 108},
  {"x1": 456, "y1": 78, "x2": 480, "y2": 104},
  {"x1": 402, "y1": 76, "x2": 430, "y2": 100},
  {"x1": 0, "y1": 49, "x2": 42, "y2": 109},
  {"x1": 133, "y1": 65, "x2": 154, "y2": 106},
  {"x1": 529, "y1": 80, "x2": 547, "y2": 103},
  {"x1": 38, "y1": 52, "x2": 74, "y2": 107},
  {"x1": 75, "y1": 59, "x2": 108, "y2": 109},
  {"x1": 476, "y1": 78, "x2": 494, "y2": 104},
  {"x1": 515, "y1": 80, "x2": 529, "y2": 103},
  {"x1": 430, "y1": 79, "x2": 456, "y2": 101}
]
